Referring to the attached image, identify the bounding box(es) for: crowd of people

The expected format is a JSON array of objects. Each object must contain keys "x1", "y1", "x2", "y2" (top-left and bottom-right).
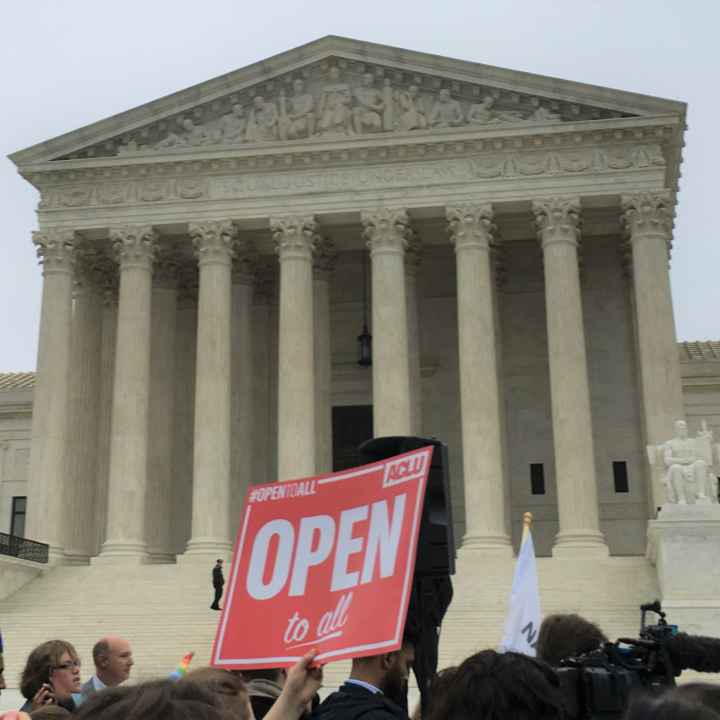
[{"x1": 0, "y1": 613, "x2": 719, "y2": 720}]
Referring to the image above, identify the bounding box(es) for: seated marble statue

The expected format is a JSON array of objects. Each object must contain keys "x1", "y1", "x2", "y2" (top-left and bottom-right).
[
  {"x1": 652, "y1": 420, "x2": 720, "y2": 504},
  {"x1": 317, "y1": 66, "x2": 353, "y2": 136},
  {"x1": 396, "y1": 85, "x2": 427, "y2": 131},
  {"x1": 218, "y1": 104, "x2": 247, "y2": 144},
  {"x1": 154, "y1": 117, "x2": 209, "y2": 149},
  {"x1": 429, "y1": 89, "x2": 465, "y2": 128},
  {"x1": 529, "y1": 105, "x2": 563, "y2": 122},
  {"x1": 352, "y1": 73, "x2": 384, "y2": 134},
  {"x1": 246, "y1": 96, "x2": 278, "y2": 142},
  {"x1": 278, "y1": 79, "x2": 316, "y2": 140}
]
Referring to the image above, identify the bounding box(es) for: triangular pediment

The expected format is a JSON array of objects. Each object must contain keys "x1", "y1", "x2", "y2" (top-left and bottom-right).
[{"x1": 10, "y1": 36, "x2": 686, "y2": 166}]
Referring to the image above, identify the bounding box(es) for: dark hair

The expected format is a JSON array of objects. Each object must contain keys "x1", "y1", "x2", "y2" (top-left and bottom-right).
[
  {"x1": 92, "y1": 639, "x2": 110, "y2": 667},
  {"x1": 181, "y1": 667, "x2": 249, "y2": 719},
  {"x1": 29, "y1": 705, "x2": 72, "y2": 719},
  {"x1": 536, "y1": 614, "x2": 608, "y2": 666},
  {"x1": 424, "y1": 666, "x2": 458, "y2": 717},
  {"x1": 20, "y1": 640, "x2": 79, "y2": 701},
  {"x1": 625, "y1": 692, "x2": 720, "y2": 720},
  {"x1": 674, "y1": 684, "x2": 720, "y2": 714},
  {"x1": 242, "y1": 668, "x2": 284, "y2": 682},
  {"x1": 426, "y1": 650, "x2": 562, "y2": 720},
  {"x1": 74, "y1": 679, "x2": 232, "y2": 720}
]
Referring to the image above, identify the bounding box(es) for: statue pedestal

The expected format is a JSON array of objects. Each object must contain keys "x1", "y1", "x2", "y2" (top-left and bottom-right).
[{"x1": 647, "y1": 504, "x2": 720, "y2": 635}]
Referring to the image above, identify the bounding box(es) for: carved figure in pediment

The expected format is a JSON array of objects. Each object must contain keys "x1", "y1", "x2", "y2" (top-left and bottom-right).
[
  {"x1": 154, "y1": 117, "x2": 210, "y2": 149},
  {"x1": 279, "y1": 79, "x2": 316, "y2": 141},
  {"x1": 468, "y1": 95, "x2": 524, "y2": 125},
  {"x1": 246, "y1": 96, "x2": 279, "y2": 142},
  {"x1": 317, "y1": 66, "x2": 353, "y2": 136},
  {"x1": 529, "y1": 105, "x2": 562, "y2": 122},
  {"x1": 429, "y1": 89, "x2": 465, "y2": 128},
  {"x1": 219, "y1": 104, "x2": 247, "y2": 144},
  {"x1": 352, "y1": 73, "x2": 384, "y2": 134},
  {"x1": 396, "y1": 85, "x2": 427, "y2": 131}
]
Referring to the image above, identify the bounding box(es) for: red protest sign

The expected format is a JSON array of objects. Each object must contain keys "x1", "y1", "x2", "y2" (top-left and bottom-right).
[{"x1": 211, "y1": 445, "x2": 433, "y2": 669}]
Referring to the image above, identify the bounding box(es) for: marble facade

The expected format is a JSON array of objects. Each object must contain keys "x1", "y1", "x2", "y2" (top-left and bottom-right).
[{"x1": 4, "y1": 36, "x2": 701, "y2": 564}]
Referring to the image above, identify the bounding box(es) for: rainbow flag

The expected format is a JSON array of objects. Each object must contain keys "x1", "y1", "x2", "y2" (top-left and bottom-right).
[{"x1": 169, "y1": 651, "x2": 195, "y2": 681}]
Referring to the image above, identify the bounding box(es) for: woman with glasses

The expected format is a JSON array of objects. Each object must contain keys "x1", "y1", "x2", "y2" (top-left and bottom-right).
[{"x1": 19, "y1": 639, "x2": 82, "y2": 713}]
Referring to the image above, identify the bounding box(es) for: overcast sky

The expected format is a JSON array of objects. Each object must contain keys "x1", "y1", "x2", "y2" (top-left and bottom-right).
[{"x1": 1, "y1": 0, "x2": 717, "y2": 370}]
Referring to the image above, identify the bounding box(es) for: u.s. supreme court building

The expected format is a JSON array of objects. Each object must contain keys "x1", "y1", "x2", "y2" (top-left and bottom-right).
[{"x1": 2, "y1": 37, "x2": 719, "y2": 680}]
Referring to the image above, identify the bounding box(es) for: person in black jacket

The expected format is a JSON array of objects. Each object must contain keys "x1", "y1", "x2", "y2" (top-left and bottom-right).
[
  {"x1": 210, "y1": 559, "x2": 224, "y2": 610},
  {"x1": 311, "y1": 638, "x2": 415, "y2": 720}
]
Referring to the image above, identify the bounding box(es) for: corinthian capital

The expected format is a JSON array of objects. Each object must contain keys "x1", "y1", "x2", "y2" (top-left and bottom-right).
[
  {"x1": 74, "y1": 245, "x2": 114, "y2": 294},
  {"x1": 32, "y1": 228, "x2": 77, "y2": 273},
  {"x1": 533, "y1": 197, "x2": 581, "y2": 248},
  {"x1": 446, "y1": 203, "x2": 495, "y2": 252},
  {"x1": 271, "y1": 215, "x2": 317, "y2": 260},
  {"x1": 621, "y1": 191, "x2": 674, "y2": 240},
  {"x1": 110, "y1": 225, "x2": 158, "y2": 269},
  {"x1": 362, "y1": 208, "x2": 410, "y2": 254},
  {"x1": 190, "y1": 220, "x2": 236, "y2": 266}
]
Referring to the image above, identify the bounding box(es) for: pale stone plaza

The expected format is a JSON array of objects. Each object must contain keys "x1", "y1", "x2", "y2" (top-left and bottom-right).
[{"x1": 1, "y1": 36, "x2": 719, "y2": 689}]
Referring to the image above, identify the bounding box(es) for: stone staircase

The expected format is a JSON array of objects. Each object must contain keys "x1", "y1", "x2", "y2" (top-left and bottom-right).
[{"x1": 0, "y1": 553, "x2": 660, "y2": 694}]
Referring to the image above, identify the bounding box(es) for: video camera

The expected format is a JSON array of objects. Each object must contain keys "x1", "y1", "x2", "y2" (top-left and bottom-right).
[{"x1": 557, "y1": 601, "x2": 720, "y2": 720}]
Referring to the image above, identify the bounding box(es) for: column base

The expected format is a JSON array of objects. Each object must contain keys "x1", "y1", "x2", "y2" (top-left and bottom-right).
[
  {"x1": 94, "y1": 539, "x2": 150, "y2": 564},
  {"x1": 552, "y1": 530, "x2": 608, "y2": 558},
  {"x1": 460, "y1": 533, "x2": 513, "y2": 558},
  {"x1": 147, "y1": 552, "x2": 177, "y2": 564},
  {"x1": 179, "y1": 537, "x2": 232, "y2": 564},
  {"x1": 62, "y1": 551, "x2": 91, "y2": 566},
  {"x1": 46, "y1": 545, "x2": 68, "y2": 566}
]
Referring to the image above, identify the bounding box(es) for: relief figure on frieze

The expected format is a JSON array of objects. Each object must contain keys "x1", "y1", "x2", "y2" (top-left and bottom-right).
[
  {"x1": 218, "y1": 103, "x2": 247, "y2": 144},
  {"x1": 352, "y1": 73, "x2": 384, "y2": 134},
  {"x1": 467, "y1": 95, "x2": 523, "y2": 125},
  {"x1": 396, "y1": 85, "x2": 427, "y2": 131},
  {"x1": 429, "y1": 88, "x2": 465, "y2": 128},
  {"x1": 279, "y1": 79, "x2": 316, "y2": 140},
  {"x1": 246, "y1": 96, "x2": 279, "y2": 142},
  {"x1": 317, "y1": 66, "x2": 353, "y2": 136},
  {"x1": 154, "y1": 117, "x2": 210, "y2": 149}
]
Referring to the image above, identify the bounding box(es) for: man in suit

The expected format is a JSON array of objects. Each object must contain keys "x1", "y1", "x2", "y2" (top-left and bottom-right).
[
  {"x1": 77, "y1": 636, "x2": 134, "y2": 705},
  {"x1": 211, "y1": 559, "x2": 225, "y2": 610}
]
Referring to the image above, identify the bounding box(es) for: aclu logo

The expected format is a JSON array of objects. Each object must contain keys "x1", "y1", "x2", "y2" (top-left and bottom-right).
[{"x1": 383, "y1": 450, "x2": 430, "y2": 488}]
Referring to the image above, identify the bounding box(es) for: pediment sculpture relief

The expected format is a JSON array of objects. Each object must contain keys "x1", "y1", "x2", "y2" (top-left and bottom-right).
[{"x1": 115, "y1": 66, "x2": 592, "y2": 156}]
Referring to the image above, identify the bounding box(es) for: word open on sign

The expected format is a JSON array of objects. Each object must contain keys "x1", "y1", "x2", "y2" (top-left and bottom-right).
[{"x1": 212, "y1": 446, "x2": 432, "y2": 669}]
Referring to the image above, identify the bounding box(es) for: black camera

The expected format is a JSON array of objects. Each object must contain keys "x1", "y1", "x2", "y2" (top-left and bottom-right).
[{"x1": 557, "y1": 601, "x2": 720, "y2": 719}]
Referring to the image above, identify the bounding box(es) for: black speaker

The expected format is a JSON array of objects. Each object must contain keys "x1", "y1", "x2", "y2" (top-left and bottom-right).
[{"x1": 359, "y1": 436, "x2": 455, "y2": 577}]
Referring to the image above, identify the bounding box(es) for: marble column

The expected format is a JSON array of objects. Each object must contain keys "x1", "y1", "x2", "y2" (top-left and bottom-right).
[
  {"x1": 172, "y1": 264, "x2": 198, "y2": 554},
  {"x1": 314, "y1": 236, "x2": 336, "y2": 474},
  {"x1": 231, "y1": 247, "x2": 256, "y2": 536},
  {"x1": 405, "y1": 234, "x2": 423, "y2": 436},
  {"x1": 184, "y1": 221, "x2": 235, "y2": 557},
  {"x1": 272, "y1": 215, "x2": 317, "y2": 481},
  {"x1": 146, "y1": 251, "x2": 179, "y2": 562},
  {"x1": 94, "y1": 272, "x2": 118, "y2": 555},
  {"x1": 99, "y1": 225, "x2": 156, "y2": 560},
  {"x1": 446, "y1": 205, "x2": 511, "y2": 553},
  {"x1": 26, "y1": 229, "x2": 76, "y2": 560},
  {"x1": 533, "y1": 198, "x2": 607, "y2": 556},
  {"x1": 362, "y1": 208, "x2": 412, "y2": 437},
  {"x1": 621, "y1": 192, "x2": 685, "y2": 510},
  {"x1": 64, "y1": 248, "x2": 104, "y2": 563}
]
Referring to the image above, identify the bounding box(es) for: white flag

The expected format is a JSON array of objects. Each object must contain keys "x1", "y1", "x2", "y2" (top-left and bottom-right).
[{"x1": 499, "y1": 525, "x2": 541, "y2": 656}]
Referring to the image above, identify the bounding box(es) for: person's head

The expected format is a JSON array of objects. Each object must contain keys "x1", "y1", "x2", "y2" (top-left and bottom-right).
[
  {"x1": 20, "y1": 640, "x2": 81, "y2": 702},
  {"x1": 328, "y1": 66, "x2": 340, "y2": 81},
  {"x1": 242, "y1": 667, "x2": 286, "y2": 685},
  {"x1": 362, "y1": 73, "x2": 374, "y2": 87},
  {"x1": 625, "y1": 691, "x2": 720, "y2": 720},
  {"x1": 427, "y1": 650, "x2": 562, "y2": 720},
  {"x1": 424, "y1": 666, "x2": 458, "y2": 717},
  {"x1": 536, "y1": 613, "x2": 608, "y2": 666},
  {"x1": 408, "y1": 85, "x2": 419, "y2": 98},
  {"x1": 182, "y1": 667, "x2": 251, "y2": 720},
  {"x1": 182, "y1": 118, "x2": 195, "y2": 131},
  {"x1": 216, "y1": 559, "x2": 223, "y2": 567},
  {"x1": 27, "y1": 705, "x2": 72, "y2": 719},
  {"x1": 92, "y1": 636, "x2": 133, "y2": 686},
  {"x1": 74, "y1": 679, "x2": 232, "y2": 720},
  {"x1": 439, "y1": 89, "x2": 451, "y2": 102},
  {"x1": 231, "y1": 104, "x2": 244, "y2": 117},
  {"x1": 253, "y1": 96, "x2": 264, "y2": 110},
  {"x1": 293, "y1": 78, "x2": 304, "y2": 94},
  {"x1": 350, "y1": 639, "x2": 415, "y2": 705},
  {"x1": 675, "y1": 420, "x2": 688, "y2": 439},
  {"x1": 482, "y1": 95, "x2": 495, "y2": 108}
]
